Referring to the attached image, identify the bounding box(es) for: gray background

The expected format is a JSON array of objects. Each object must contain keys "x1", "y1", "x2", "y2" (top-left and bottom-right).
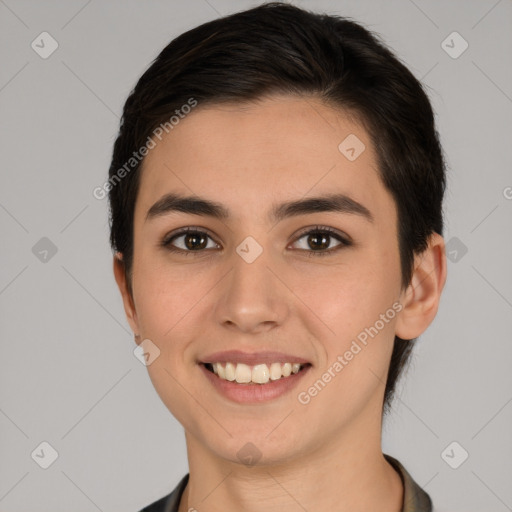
[{"x1": 1, "y1": 0, "x2": 511, "y2": 510}]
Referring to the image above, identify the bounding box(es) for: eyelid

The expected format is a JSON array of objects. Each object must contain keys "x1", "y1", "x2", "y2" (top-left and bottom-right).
[
  {"x1": 161, "y1": 224, "x2": 352, "y2": 255},
  {"x1": 161, "y1": 226, "x2": 221, "y2": 248},
  {"x1": 291, "y1": 224, "x2": 352, "y2": 245}
]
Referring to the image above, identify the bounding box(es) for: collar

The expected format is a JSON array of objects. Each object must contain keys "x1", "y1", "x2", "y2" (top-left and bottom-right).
[
  {"x1": 151, "y1": 454, "x2": 432, "y2": 512},
  {"x1": 384, "y1": 453, "x2": 433, "y2": 511}
]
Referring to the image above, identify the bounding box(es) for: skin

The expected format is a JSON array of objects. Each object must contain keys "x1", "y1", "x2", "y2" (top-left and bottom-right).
[{"x1": 114, "y1": 94, "x2": 446, "y2": 512}]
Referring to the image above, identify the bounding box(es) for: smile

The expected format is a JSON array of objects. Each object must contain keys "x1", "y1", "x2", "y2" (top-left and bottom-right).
[
  {"x1": 204, "y1": 362, "x2": 306, "y2": 384},
  {"x1": 200, "y1": 361, "x2": 312, "y2": 404}
]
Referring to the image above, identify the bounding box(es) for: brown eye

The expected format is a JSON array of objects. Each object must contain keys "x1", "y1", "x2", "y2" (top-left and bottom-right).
[
  {"x1": 161, "y1": 225, "x2": 351, "y2": 258},
  {"x1": 305, "y1": 232, "x2": 331, "y2": 250},
  {"x1": 291, "y1": 226, "x2": 352, "y2": 257},
  {"x1": 162, "y1": 227, "x2": 219, "y2": 254},
  {"x1": 181, "y1": 231, "x2": 208, "y2": 250}
]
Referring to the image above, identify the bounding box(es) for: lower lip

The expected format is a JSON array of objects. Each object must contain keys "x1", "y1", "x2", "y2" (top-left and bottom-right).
[{"x1": 199, "y1": 364, "x2": 311, "y2": 404}]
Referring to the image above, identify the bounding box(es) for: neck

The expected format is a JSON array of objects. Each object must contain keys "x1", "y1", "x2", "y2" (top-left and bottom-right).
[{"x1": 177, "y1": 402, "x2": 403, "y2": 512}]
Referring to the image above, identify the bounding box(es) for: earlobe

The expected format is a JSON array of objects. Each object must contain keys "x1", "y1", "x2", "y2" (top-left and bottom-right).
[
  {"x1": 395, "y1": 233, "x2": 447, "y2": 340},
  {"x1": 113, "y1": 252, "x2": 140, "y2": 337}
]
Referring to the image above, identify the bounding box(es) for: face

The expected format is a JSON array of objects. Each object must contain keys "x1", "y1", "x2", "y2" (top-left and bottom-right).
[{"x1": 118, "y1": 95, "x2": 413, "y2": 465}]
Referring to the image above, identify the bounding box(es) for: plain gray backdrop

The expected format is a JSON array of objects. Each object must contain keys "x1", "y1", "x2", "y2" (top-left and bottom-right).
[{"x1": 1, "y1": 0, "x2": 511, "y2": 511}]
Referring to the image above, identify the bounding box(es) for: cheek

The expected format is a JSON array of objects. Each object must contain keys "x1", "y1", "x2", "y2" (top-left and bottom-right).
[
  {"x1": 300, "y1": 245, "x2": 401, "y2": 385},
  {"x1": 131, "y1": 252, "x2": 200, "y2": 335},
  {"x1": 130, "y1": 259, "x2": 207, "y2": 426},
  {"x1": 304, "y1": 253, "x2": 401, "y2": 338},
  {"x1": 295, "y1": 273, "x2": 400, "y2": 429},
  {"x1": 306, "y1": 278, "x2": 399, "y2": 374}
]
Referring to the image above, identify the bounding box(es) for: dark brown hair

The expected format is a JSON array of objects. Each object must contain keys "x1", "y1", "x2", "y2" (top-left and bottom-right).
[{"x1": 108, "y1": 2, "x2": 446, "y2": 416}]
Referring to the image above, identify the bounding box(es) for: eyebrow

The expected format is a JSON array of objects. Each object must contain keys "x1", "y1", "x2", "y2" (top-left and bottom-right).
[{"x1": 145, "y1": 192, "x2": 374, "y2": 224}]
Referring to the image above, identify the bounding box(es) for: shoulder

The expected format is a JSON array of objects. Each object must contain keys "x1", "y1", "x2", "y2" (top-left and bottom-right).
[{"x1": 138, "y1": 474, "x2": 189, "y2": 512}]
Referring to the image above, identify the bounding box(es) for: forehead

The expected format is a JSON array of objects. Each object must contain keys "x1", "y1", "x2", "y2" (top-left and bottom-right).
[{"x1": 135, "y1": 95, "x2": 395, "y2": 225}]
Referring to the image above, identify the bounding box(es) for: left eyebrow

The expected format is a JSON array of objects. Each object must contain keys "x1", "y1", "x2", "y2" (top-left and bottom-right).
[
  {"x1": 145, "y1": 192, "x2": 374, "y2": 224},
  {"x1": 271, "y1": 193, "x2": 374, "y2": 224}
]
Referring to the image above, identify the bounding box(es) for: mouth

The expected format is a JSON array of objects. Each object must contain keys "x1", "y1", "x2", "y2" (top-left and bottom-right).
[
  {"x1": 198, "y1": 350, "x2": 312, "y2": 403},
  {"x1": 202, "y1": 361, "x2": 312, "y2": 384},
  {"x1": 198, "y1": 351, "x2": 313, "y2": 403}
]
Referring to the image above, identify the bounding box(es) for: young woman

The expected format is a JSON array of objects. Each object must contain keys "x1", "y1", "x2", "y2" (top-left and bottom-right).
[{"x1": 108, "y1": 3, "x2": 447, "y2": 511}]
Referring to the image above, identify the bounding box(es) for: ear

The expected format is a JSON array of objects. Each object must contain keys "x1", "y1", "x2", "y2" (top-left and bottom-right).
[
  {"x1": 395, "y1": 232, "x2": 447, "y2": 340},
  {"x1": 113, "y1": 252, "x2": 140, "y2": 340}
]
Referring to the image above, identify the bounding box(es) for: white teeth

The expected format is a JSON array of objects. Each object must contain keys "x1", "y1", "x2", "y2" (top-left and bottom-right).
[
  {"x1": 225, "y1": 362, "x2": 236, "y2": 381},
  {"x1": 235, "y1": 363, "x2": 252, "y2": 383},
  {"x1": 209, "y1": 362, "x2": 305, "y2": 384},
  {"x1": 252, "y1": 364, "x2": 270, "y2": 384},
  {"x1": 269, "y1": 362, "x2": 282, "y2": 381}
]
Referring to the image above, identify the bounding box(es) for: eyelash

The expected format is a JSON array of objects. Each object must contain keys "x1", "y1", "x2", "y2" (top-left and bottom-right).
[{"x1": 160, "y1": 225, "x2": 352, "y2": 258}]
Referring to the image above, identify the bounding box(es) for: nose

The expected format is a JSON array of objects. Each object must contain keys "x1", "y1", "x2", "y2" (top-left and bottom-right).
[{"x1": 214, "y1": 243, "x2": 290, "y2": 334}]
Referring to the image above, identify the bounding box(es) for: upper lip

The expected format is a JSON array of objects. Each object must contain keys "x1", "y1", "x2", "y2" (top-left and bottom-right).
[{"x1": 200, "y1": 350, "x2": 311, "y2": 366}]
